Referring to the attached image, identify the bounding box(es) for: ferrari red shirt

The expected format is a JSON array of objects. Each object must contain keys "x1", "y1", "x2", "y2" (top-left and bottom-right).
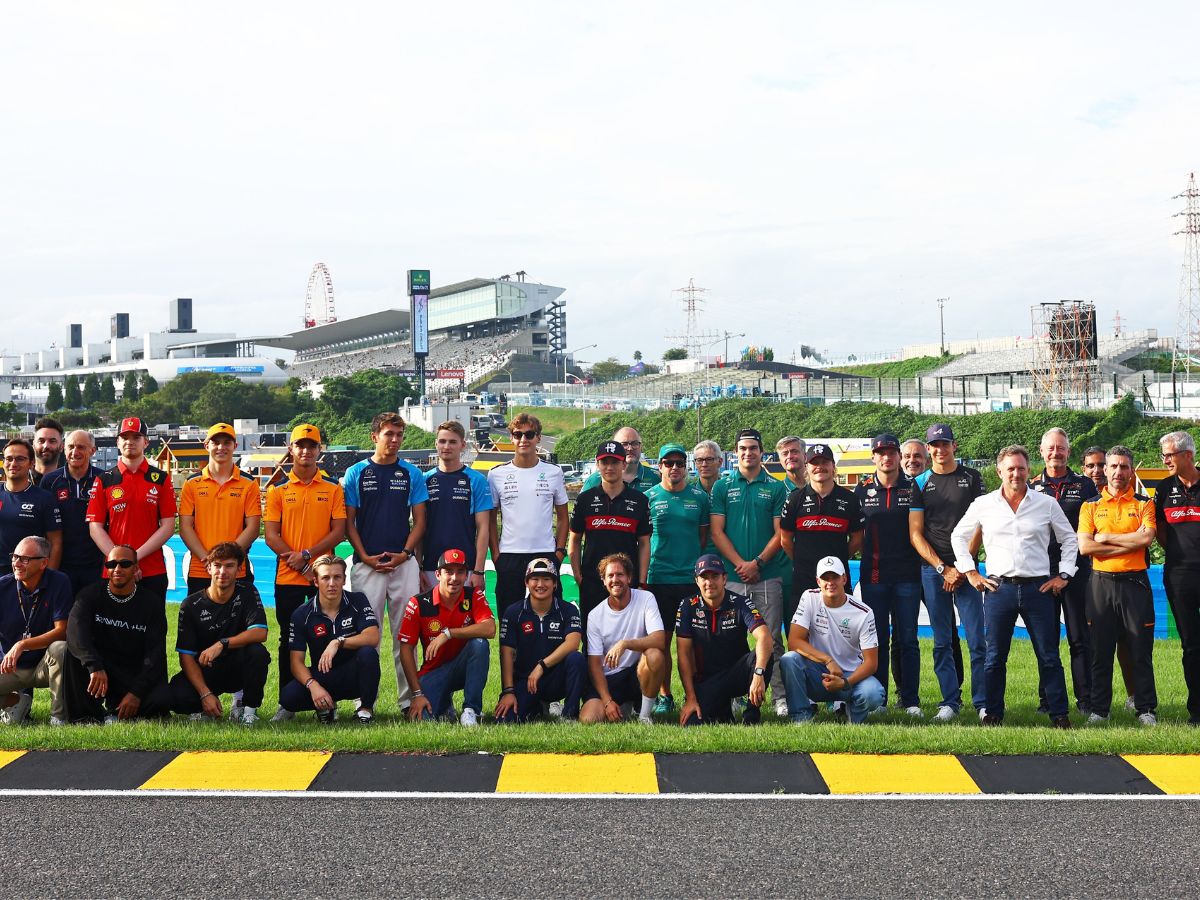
[
  {"x1": 86, "y1": 459, "x2": 177, "y2": 577},
  {"x1": 397, "y1": 585, "x2": 493, "y2": 675}
]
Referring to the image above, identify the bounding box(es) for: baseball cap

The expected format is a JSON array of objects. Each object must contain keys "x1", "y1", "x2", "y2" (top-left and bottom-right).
[
  {"x1": 871, "y1": 433, "x2": 901, "y2": 452},
  {"x1": 815, "y1": 556, "x2": 846, "y2": 578},
  {"x1": 694, "y1": 553, "x2": 726, "y2": 576},
  {"x1": 596, "y1": 440, "x2": 625, "y2": 460},
  {"x1": 436, "y1": 548, "x2": 469, "y2": 569},
  {"x1": 806, "y1": 443, "x2": 834, "y2": 463},
  {"x1": 290, "y1": 423, "x2": 322, "y2": 444},
  {"x1": 926, "y1": 423, "x2": 955, "y2": 443},
  {"x1": 118, "y1": 417, "x2": 147, "y2": 437},
  {"x1": 206, "y1": 422, "x2": 236, "y2": 441},
  {"x1": 658, "y1": 443, "x2": 688, "y2": 460},
  {"x1": 735, "y1": 428, "x2": 763, "y2": 448},
  {"x1": 525, "y1": 557, "x2": 558, "y2": 578}
]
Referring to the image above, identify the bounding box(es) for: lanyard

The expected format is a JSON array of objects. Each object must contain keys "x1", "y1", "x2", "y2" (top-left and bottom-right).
[{"x1": 16, "y1": 584, "x2": 45, "y2": 641}]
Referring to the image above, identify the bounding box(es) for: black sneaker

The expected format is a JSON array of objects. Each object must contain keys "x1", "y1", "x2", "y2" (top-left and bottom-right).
[
  {"x1": 1051, "y1": 716, "x2": 1071, "y2": 729},
  {"x1": 316, "y1": 709, "x2": 335, "y2": 725},
  {"x1": 981, "y1": 713, "x2": 1003, "y2": 726}
]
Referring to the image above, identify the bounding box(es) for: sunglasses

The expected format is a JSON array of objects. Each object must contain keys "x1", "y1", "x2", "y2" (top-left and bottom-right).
[
  {"x1": 104, "y1": 559, "x2": 136, "y2": 570},
  {"x1": 511, "y1": 430, "x2": 540, "y2": 440},
  {"x1": 661, "y1": 459, "x2": 688, "y2": 468}
]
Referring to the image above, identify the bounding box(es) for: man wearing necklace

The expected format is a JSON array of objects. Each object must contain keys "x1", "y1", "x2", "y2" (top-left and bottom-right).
[
  {"x1": 60, "y1": 545, "x2": 170, "y2": 723},
  {"x1": 281, "y1": 554, "x2": 381, "y2": 724},
  {"x1": 0, "y1": 536, "x2": 70, "y2": 725},
  {"x1": 0, "y1": 438, "x2": 63, "y2": 576},
  {"x1": 169, "y1": 542, "x2": 270, "y2": 724}
]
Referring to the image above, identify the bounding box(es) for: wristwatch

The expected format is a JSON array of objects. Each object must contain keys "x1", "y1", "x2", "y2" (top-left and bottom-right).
[
  {"x1": 753, "y1": 666, "x2": 766, "y2": 678},
  {"x1": 219, "y1": 637, "x2": 230, "y2": 651},
  {"x1": 1058, "y1": 572, "x2": 1072, "y2": 583},
  {"x1": 337, "y1": 635, "x2": 347, "y2": 647},
  {"x1": 935, "y1": 564, "x2": 946, "y2": 575},
  {"x1": 301, "y1": 549, "x2": 312, "y2": 561}
]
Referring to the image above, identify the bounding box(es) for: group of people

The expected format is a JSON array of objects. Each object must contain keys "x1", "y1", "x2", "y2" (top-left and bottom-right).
[{"x1": 1, "y1": 408, "x2": 1198, "y2": 729}]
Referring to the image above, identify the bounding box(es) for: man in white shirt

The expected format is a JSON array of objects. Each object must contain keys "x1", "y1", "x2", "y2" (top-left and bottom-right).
[
  {"x1": 951, "y1": 444, "x2": 1078, "y2": 727},
  {"x1": 779, "y1": 556, "x2": 884, "y2": 724},
  {"x1": 578, "y1": 552, "x2": 667, "y2": 724}
]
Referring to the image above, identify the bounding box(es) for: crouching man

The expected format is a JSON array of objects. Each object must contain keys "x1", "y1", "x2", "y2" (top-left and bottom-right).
[
  {"x1": 0, "y1": 537, "x2": 70, "y2": 724},
  {"x1": 169, "y1": 542, "x2": 270, "y2": 723},
  {"x1": 61, "y1": 545, "x2": 171, "y2": 722},
  {"x1": 495, "y1": 557, "x2": 586, "y2": 722},
  {"x1": 677, "y1": 554, "x2": 773, "y2": 725},
  {"x1": 398, "y1": 549, "x2": 495, "y2": 726},
  {"x1": 780, "y1": 556, "x2": 884, "y2": 724},
  {"x1": 579, "y1": 553, "x2": 666, "y2": 724},
  {"x1": 281, "y1": 554, "x2": 381, "y2": 724}
]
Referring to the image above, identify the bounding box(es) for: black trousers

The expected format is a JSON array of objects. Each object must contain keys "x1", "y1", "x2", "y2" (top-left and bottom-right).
[
  {"x1": 494, "y1": 552, "x2": 562, "y2": 617},
  {"x1": 643, "y1": 583, "x2": 696, "y2": 637},
  {"x1": 1087, "y1": 571, "x2": 1156, "y2": 716},
  {"x1": 684, "y1": 653, "x2": 773, "y2": 724},
  {"x1": 169, "y1": 644, "x2": 271, "y2": 712},
  {"x1": 1165, "y1": 567, "x2": 1200, "y2": 720},
  {"x1": 61, "y1": 564, "x2": 104, "y2": 597},
  {"x1": 279, "y1": 647, "x2": 381, "y2": 712},
  {"x1": 60, "y1": 653, "x2": 171, "y2": 723},
  {"x1": 274, "y1": 583, "x2": 317, "y2": 701}
]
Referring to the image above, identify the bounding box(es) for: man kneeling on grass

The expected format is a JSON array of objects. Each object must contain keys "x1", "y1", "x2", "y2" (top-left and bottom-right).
[
  {"x1": 780, "y1": 556, "x2": 884, "y2": 724},
  {"x1": 281, "y1": 554, "x2": 381, "y2": 724},
  {"x1": 495, "y1": 557, "x2": 586, "y2": 722},
  {"x1": 398, "y1": 549, "x2": 495, "y2": 726},
  {"x1": 579, "y1": 553, "x2": 666, "y2": 724},
  {"x1": 677, "y1": 554, "x2": 773, "y2": 725},
  {"x1": 169, "y1": 542, "x2": 270, "y2": 724}
]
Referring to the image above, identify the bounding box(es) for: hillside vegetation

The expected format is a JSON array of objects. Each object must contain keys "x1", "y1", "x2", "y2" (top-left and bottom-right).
[{"x1": 829, "y1": 355, "x2": 955, "y2": 378}]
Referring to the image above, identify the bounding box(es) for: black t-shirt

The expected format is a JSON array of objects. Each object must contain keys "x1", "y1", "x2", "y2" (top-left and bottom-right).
[
  {"x1": 915, "y1": 466, "x2": 986, "y2": 565},
  {"x1": 1030, "y1": 469, "x2": 1098, "y2": 570},
  {"x1": 855, "y1": 474, "x2": 923, "y2": 584},
  {"x1": 780, "y1": 484, "x2": 864, "y2": 590},
  {"x1": 1156, "y1": 474, "x2": 1200, "y2": 572},
  {"x1": 176, "y1": 584, "x2": 268, "y2": 656},
  {"x1": 675, "y1": 589, "x2": 766, "y2": 680},
  {"x1": 570, "y1": 485, "x2": 652, "y2": 586},
  {"x1": 66, "y1": 581, "x2": 167, "y2": 696}
]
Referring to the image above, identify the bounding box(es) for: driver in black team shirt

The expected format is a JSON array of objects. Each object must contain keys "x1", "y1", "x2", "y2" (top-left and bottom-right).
[
  {"x1": 676, "y1": 554, "x2": 773, "y2": 725},
  {"x1": 169, "y1": 542, "x2": 270, "y2": 724},
  {"x1": 779, "y1": 444, "x2": 864, "y2": 597},
  {"x1": 911, "y1": 424, "x2": 988, "y2": 723}
]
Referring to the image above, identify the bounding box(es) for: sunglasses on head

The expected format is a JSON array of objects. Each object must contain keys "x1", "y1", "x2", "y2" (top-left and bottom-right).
[
  {"x1": 511, "y1": 430, "x2": 539, "y2": 440},
  {"x1": 661, "y1": 459, "x2": 688, "y2": 468},
  {"x1": 104, "y1": 559, "x2": 135, "y2": 570}
]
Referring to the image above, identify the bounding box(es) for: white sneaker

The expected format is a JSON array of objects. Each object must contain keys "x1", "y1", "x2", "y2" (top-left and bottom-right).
[
  {"x1": 228, "y1": 700, "x2": 244, "y2": 722},
  {"x1": 48, "y1": 715, "x2": 66, "y2": 726},
  {"x1": 774, "y1": 699, "x2": 789, "y2": 718},
  {"x1": 188, "y1": 712, "x2": 204, "y2": 722},
  {"x1": 1138, "y1": 712, "x2": 1158, "y2": 727},
  {"x1": 103, "y1": 714, "x2": 119, "y2": 726},
  {"x1": 270, "y1": 708, "x2": 295, "y2": 723},
  {"x1": 1086, "y1": 712, "x2": 1109, "y2": 725},
  {"x1": 731, "y1": 696, "x2": 749, "y2": 718},
  {"x1": 1125, "y1": 695, "x2": 1136, "y2": 712},
  {"x1": 3, "y1": 693, "x2": 32, "y2": 725},
  {"x1": 978, "y1": 708, "x2": 988, "y2": 721},
  {"x1": 831, "y1": 701, "x2": 846, "y2": 713},
  {"x1": 547, "y1": 701, "x2": 564, "y2": 718},
  {"x1": 240, "y1": 707, "x2": 258, "y2": 725},
  {"x1": 619, "y1": 701, "x2": 636, "y2": 720},
  {"x1": 933, "y1": 705, "x2": 957, "y2": 722},
  {"x1": 460, "y1": 708, "x2": 479, "y2": 727},
  {"x1": 637, "y1": 714, "x2": 654, "y2": 725},
  {"x1": 904, "y1": 706, "x2": 924, "y2": 718}
]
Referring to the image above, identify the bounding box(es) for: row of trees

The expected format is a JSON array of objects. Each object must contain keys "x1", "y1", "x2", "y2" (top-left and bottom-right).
[{"x1": 46, "y1": 371, "x2": 160, "y2": 414}]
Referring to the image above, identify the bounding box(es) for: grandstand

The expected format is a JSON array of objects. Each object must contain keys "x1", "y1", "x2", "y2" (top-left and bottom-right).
[{"x1": 927, "y1": 329, "x2": 1167, "y2": 379}]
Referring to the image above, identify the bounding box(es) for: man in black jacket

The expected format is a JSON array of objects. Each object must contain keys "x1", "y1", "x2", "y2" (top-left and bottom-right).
[{"x1": 61, "y1": 545, "x2": 170, "y2": 723}]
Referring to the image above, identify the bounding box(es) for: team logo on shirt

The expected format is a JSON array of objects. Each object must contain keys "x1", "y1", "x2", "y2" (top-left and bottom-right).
[
  {"x1": 56, "y1": 489, "x2": 69, "y2": 501},
  {"x1": 112, "y1": 488, "x2": 125, "y2": 500},
  {"x1": 314, "y1": 623, "x2": 328, "y2": 636},
  {"x1": 429, "y1": 620, "x2": 442, "y2": 632},
  {"x1": 522, "y1": 621, "x2": 535, "y2": 633}
]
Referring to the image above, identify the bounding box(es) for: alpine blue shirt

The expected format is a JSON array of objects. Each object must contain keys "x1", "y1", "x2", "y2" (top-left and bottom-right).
[
  {"x1": 342, "y1": 458, "x2": 429, "y2": 558},
  {"x1": 289, "y1": 590, "x2": 379, "y2": 665},
  {"x1": 499, "y1": 595, "x2": 583, "y2": 678},
  {"x1": 0, "y1": 569, "x2": 74, "y2": 668},
  {"x1": 41, "y1": 465, "x2": 104, "y2": 572},
  {"x1": 422, "y1": 465, "x2": 493, "y2": 571}
]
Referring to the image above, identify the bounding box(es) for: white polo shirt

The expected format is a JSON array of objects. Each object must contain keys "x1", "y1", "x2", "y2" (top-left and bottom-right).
[
  {"x1": 488, "y1": 460, "x2": 568, "y2": 554},
  {"x1": 791, "y1": 589, "x2": 878, "y2": 674}
]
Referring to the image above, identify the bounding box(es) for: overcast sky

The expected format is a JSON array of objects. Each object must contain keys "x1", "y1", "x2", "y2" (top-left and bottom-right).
[{"x1": 3, "y1": 3, "x2": 1198, "y2": 366}]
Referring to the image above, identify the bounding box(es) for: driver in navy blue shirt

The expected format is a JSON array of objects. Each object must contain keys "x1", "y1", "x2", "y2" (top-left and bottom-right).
[
  {"x1": 494, "y1": 557, "x2": 585, "y2": 722},
  {"x1": 282, "y1": 554, "x2": 381, "y2": 724},
  {"x1": 676, "y1": 554, "x2": 773, "y2": 725},
  {"x1": 0, "y1": 439, "x2": 63, "y2": 577},
  {"x1": 41, "y1": 430, "x2": 105, "y2": 594}
]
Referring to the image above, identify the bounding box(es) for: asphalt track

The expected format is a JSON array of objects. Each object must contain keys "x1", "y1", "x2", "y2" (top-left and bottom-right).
[{"x1": 4, "y1": 794, "x2": 1200, "y2": 897}]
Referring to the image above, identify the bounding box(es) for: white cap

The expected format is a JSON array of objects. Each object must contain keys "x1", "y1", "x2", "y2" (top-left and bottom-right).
[{"x1": 815, "y1": 556, "x2": 846, "y2": 578}]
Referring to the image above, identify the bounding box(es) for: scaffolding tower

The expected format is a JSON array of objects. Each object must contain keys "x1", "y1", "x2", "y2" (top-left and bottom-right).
[
  {"x1": 664, "y1": 278, "x2": 718, "y2": 360},
  {"x1": 1030, "y1": 300, "x2": 1099, "y2": 408},
  {"x1": 1174, "y1": 173, "x2": 1200, "y2": 380}
]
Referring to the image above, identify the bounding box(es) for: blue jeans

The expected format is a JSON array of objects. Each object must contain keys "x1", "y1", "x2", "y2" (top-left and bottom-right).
[
  {"x1": 859, "y1": 581, "x2": 922, "y2": 708},
  {"x1": 779, "y1": 651, "x2": 884, "y2": 723},
  {"x1": 921, "y1": 564, "x2": 986, "y2": 711},
  {"x1": 984, "y1": 579, "x2": 1068, "y2": 719},
  {"x1": 418, "y1": 638, "x2": 490, "y2": 718}
]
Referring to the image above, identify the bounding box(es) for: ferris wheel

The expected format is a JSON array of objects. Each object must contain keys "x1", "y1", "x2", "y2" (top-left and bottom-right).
[{"x1": 303, "y1": 263, "x2": 337, "y2": 328}]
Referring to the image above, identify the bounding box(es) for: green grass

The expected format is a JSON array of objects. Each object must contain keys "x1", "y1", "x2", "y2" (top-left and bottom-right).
[
  {"x1": 829, "y1": 355, "x2": 957, "y2": 378},
  {"x1": 4, "y1": 606, "x2": 1198, "y2": 754},
  {"x1": 509, "y1": 405, "x2": 604, "y2": 438}
]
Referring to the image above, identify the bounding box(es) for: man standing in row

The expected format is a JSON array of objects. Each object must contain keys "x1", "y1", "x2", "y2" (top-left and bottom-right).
[
  {"x1": 87, "y1": 417, "x2": 176, "y2": 598},
  {"x1": 901, "y1": 439, "x2": 930, "y2": 478},
  {"x1": 1155, "y1": 431, "x2": 1200, "y2": 725},
  {"x1": 774, "y1": 435, "x2": 807, "y2": 627},
  {"x1": 422, "y1": 420, "x2": 492, "y2": 592},
  {"x1": 344, "y1": 412, "x2": 426, "y2": 708},
  {"x1": 32, "y1": 417, "x2": 65, "y2": 486},
  {"x1": 0, "y1": 439, "x2": 62, "y2": 576},
  {"x1": 580, "y1": 426, "x2": 660, "y2": 494},
  {"x1": 43, "y1": 431, "x2": 104, "y2": 594}
]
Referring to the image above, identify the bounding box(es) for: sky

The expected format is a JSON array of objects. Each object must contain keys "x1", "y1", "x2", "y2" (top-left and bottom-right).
[{"x1": 3, "y1": 3, "x2": 1199, "y2": 367}]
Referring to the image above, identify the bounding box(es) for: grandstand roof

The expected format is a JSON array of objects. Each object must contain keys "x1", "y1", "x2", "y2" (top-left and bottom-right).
[{"x1": 256, "y1": 309, "x2": 411, "y2": 352}]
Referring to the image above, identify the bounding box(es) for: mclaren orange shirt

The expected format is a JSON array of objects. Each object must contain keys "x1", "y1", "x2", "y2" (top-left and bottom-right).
[
  {"x1": 1077, "y1": 486, "x2": 1155, "y2": 573},
  {"x1": 179, "y1": 465, "x2": 261, "y2": 578},
  {"x1": 264, "y1": 469, "x2": 346, "y2": 586}
]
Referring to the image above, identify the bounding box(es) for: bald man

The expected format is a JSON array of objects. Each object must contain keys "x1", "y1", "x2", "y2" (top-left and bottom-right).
[
  {"x1": 42, "y1": 431, "x2": 106, "y2": 594},
  {"x1": 580, "y1": 426, "x2": 661, "y2": 495}
]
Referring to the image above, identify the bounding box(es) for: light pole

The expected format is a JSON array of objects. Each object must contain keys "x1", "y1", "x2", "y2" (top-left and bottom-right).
[
  {"x1": 937, "y1": 297, "x2": 949, "y2": 356},
  {"x1": 562, "y1": 343, "x2": 597, "y2": 387},
  {"x1": 566, "y1": 372, "x2": 588, "y2": 428}
]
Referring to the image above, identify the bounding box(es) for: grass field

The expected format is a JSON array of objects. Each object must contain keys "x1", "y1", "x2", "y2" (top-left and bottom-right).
[
  {"x1": 509, "y1": 405, "x2": 597, "y2": 437},
  {"x1": 3, "y1": 604, "x2": 1198, "y2": 755}
]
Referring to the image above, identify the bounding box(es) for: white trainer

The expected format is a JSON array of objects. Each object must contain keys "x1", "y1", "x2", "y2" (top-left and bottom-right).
[
  {"x1": 731, "y1": 697, "x2": 749, "y2": 718},
  {"x1": 774, "y1": 699, "x2": 789, "y2": 718},
  {"x1": 978, "y1": 708, "x2": 988, "y2": 721},
  {"x1": 460, "y1": 708, "x2": 479, "y2": 727},
  {"x1": 240, "y1": 707, "x2": 259, "y2": 725},
  {"x1": 637, "y1": 714, "x2": 654, "y2": 725},
  {"x1": 1138, "y1": 712, "x2": 1158, "y2": 727},
  {"x1": 48, "y1": 715, "x2": 66, "y2": 726},
  {"x1": 3, "y1": 693, "x2": 32, "y2": 725},
  {"x1": 1125, "y1": 695, "x2": 1136, "y2": 712},
  {"x1": 904, "y1": 706, "x2": 924, "y2": 718},
  {"x1": 270, "y1": 708, "x2": 295, "y2": 723},
  {"x1": 228, "y1": 700, "x2": 244, "y2": 723},
  {"x1": 933, "y1": 705, "x2": 957, "y2": 722},
  {"x1": 1086, "y1": 712, "x2": 1109, "y2": 725},
  {"x1": 103, "y1": 714, "x2": 119, "y2": 726},
  {"x1": 547, "y1": 701, "x2": 564, "y2": 718}
]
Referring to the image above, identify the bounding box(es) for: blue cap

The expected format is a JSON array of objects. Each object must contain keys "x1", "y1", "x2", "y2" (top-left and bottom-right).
[
  {"x1": 694, "y1": 554, "x2": 726, "y2": 576},
  {"x1": 925, "y1": 423, "x2": 956, "y2": 443}
]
